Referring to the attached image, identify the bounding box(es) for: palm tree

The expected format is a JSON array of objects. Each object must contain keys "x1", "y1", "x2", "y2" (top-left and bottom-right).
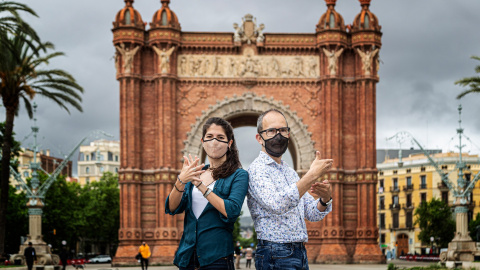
[
  {"x1": 455, "y1": 56, "x2": 480, "y2": 99},
  {"x1": 0, "y1": 1, "x2": 40, "y2": 47},
  {"x1": 0, "y1": 31, "x2": 83, "y2": 254}
]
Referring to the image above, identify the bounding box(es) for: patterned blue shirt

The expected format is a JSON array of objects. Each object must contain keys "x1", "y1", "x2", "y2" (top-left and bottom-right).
[{"x1": 247, "y1": 151, "x2": 332, "y2": 243}]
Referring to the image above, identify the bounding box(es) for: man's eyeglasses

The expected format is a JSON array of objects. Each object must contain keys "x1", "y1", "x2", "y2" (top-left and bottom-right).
[{"x1": 259, "y1": 127, "x2": 290, "y2": 138}]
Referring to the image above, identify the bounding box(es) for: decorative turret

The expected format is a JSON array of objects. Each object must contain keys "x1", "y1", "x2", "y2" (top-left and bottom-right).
[
  {"x1": 352, "y1": 0, "x2": 381, "y2": 32},
  {"x1": 113, "y1": 0, "x2": 145, "y2": 29},
  {"x1": 150, "y1": 0, "x2": 181, "y2": 30},
  {"x1": 316, "y1": 0, "x2": 345, "y2": 32}
]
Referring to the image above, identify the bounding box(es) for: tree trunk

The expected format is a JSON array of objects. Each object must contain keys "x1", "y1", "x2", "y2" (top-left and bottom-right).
[{"x1": 0, "y1": 108, "x2": 16, "y2": 255}]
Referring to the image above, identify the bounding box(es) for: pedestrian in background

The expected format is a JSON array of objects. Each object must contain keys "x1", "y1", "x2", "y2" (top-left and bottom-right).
[
  {"x1": 138, "y1": 242, "x2": 151, "y2": 270},
  {"x1": 234, "y1": 242, "x2": 242, "y2": 269},
  {"x1": 60, "y1": 244, "x2": 68, "y2": 270},
  {"x1": 24, "y1": 242, "x2": 37, "y2": 270},
  {"x1": 245, "y1": 244, "x2": 253, "y2": 268}
]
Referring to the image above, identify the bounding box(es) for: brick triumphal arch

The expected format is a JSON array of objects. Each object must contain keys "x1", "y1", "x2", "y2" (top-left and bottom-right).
[{"x1": 112, "y1": 0, "x2": 383, "y2": 264}]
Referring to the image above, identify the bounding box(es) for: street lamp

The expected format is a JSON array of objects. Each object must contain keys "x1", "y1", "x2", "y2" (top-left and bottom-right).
[{"x1": 388, "y1": 105, "x2": 480, "y2": 262}]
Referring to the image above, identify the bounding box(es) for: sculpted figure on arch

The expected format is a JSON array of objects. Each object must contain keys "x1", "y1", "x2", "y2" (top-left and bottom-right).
[
  {"x1": 153, "y1": 46, "x2": 175, "y2": 74},
  {"x1": 356, "y1": 47, "x2": 379, "y2": 76},
  {"x1": 247, "y1": 109, "x2": 334, "y2": 270},
  {"x1": 115, "y1": 43, "x2": 140, "y2": 73},
  {"x1": 323, "y1": 47, "x2": 344, "y2": 76}
]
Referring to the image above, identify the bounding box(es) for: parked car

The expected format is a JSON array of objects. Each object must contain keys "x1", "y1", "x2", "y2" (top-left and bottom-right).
[{"x1": 87, "y1": 255, "x2": 111, "y2": 263}]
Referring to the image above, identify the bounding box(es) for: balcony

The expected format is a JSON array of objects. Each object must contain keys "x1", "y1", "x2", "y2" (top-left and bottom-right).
[
  {"x1": 402, "y1": 203, "x2": 415, "y2": 211},
  {"x1": 390, "y1": 203, "x2": 400, "y2": 210},
  {"x1": 378, "y1": 204, "x2": 386, "y2": 210},
  {"x1": 419, "y1": 183, "x2": 427, "y2": 189},
  {"x1": 390, "y1": 186, "x2": 401, "y2": 193},
  {"x1": 403, "y1": 184, "x2": 414, "y2": 192},
  {"x1": 437, "y1": 182, "x2": 449, "y2": 190}
]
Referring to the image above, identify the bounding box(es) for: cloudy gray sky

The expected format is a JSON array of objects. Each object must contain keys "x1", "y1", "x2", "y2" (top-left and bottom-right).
[{"x1": 7, "y1": 0, "x2": 480, "y2": 177}]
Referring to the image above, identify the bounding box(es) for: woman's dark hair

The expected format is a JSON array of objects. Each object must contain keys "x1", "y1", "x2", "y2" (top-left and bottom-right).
[{"x1": 202, "y1": 117, "x2": 241, "y2": 180}]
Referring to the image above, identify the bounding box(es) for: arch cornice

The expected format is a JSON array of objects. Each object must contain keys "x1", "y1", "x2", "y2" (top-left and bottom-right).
[{"x1": 182, "y1": 92, "x2": 316, "y2": 172}]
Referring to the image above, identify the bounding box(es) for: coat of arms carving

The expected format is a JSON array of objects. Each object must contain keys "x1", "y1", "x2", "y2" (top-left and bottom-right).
[{"x1": 233, "y1": 14, "x2": 265, "y2": 44}]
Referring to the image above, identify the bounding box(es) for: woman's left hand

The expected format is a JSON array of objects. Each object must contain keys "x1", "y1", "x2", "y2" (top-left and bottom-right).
[{"x1": 310, "y1": 180, "x2": 332, "y2": 202}]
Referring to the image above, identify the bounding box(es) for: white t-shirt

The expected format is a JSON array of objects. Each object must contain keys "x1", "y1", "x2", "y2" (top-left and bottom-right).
[{"x1": 192, "y1": 181, "x2": 217, "y2": 219}]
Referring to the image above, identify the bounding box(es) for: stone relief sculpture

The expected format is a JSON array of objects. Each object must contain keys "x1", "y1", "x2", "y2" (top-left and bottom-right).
[
  {"x1": 308, "y1": 57, "x2": 318, "y2": 77},
  {"x1": 323, "y1": 48, "x2": 344, "y2": 76},
  {"x1": 153, "y1": 46, "x2": 176, "y2": 73},
  {"x1": 233, "y1": 14, "x2": 265, "y2": 44},
  {"x1": 256, "y1": 23, "x2": 265, "y2": 43},
  {"x1": 115, "y1": 43, "x2": 140, "y2": 73},
  {"x1": 177, "y1": 54, "x2": 320, "y2": 79},
  {"x1": 114, "y1": 51, "x2": 120, "y2": 73},
  {"x1": 356, "y1": 47, "x2": 379, "y2": 76}
]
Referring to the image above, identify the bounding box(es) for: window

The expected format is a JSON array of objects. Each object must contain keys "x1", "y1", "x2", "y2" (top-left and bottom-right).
[
  {"x1": 364, "y1": 14, "x2": 370, "y2": 29},
  {"x1": 380, "y1": 214, "x2": 385, "y2": 229},
  {"x1": 406, "y1": 176, "x2": 412, "y2": 187},
  {"x1": 125, "y1": 10, "x2": 131, "y2": 25},
  {"x1": 329, "y1": 13, "x2": 335, "y2": 29},
  {"x1": 420, "y1": 175, "x2": 426, "y2": 189},
  {"x1": 79, "y1": 152, "x2": 85, "y2": 161},
  {"x1": 392, "y1": 212, "x2": 399, "y2": 229},
  {"x1": 406, "y1": 212, "x2": 413, "y2": 228},
  {"x1": 86, "y1": 155, "x2": 90, "y2": 161},
  {"x1": 115, "y1": 155, "x2": 119, "y2": 162},
  {"x1": 161, "y1": 10, "x2": 168, "y2": 26},
  {"x1": 406, "y1": 194, "x2": 412, "y2": 207},
  {"x1": 378, "y1": 179, "x2": 384, "y2": 193},
  {"x1": 380, "y1": 233, "x2": 386, "y2": 244},
  {"x1": 393, "y1": 178, "x2": 398, "y2": 190},
  {"x1": 392, "y1": 195, "x2": 399, "y2": 206},
  {"x1": 115, "y1": 167, "x2": 119, "y2": 173},
  {"x1": 379, "y1": 196, "x2": 385, "y2": 210},
  {"x1": 442, "y1": 191, "x2": 449, "y2": 204},
  {"x1": 86, "y1": 167, "x2": 90, "y2": 174},
  {"x1": 420, "y1": 193, "x2": 427, "y2": 204},
  {"x1": 16, "y1": 185, "x2": 21, "y2": 191},
  {"x1": 91, "y1": 152, "x2": 96, "y2": 161},
  {"x1": 108, "y1": 152, "x2": 113, "y2": 161},
  {"x1": 23, "y1": 171, "x2": 29, "y2": 177}
]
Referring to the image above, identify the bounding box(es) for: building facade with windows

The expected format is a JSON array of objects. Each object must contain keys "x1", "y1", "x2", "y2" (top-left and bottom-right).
[
  {"x1": 77, "y1": 140, "x2": 120, "y2": 185},
  {"x1": 377, "y1": 151, "x2": 480, "y2": 257},
  {"x1": 12, "y1": 148, "x2": 73, "y2": 191}
]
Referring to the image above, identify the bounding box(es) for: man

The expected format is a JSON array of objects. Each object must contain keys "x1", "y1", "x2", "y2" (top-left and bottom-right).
[
  {"x1": 247, "y1": 109, "x2": 333, "y2": 270},
  {"x1": 60, "y1": 243, "x2": 68, "y2": 270},
  {"x1": 234, "y1": 242, "x2": 242, "y2": 269},
  {"x1": 24, "y1": 242, "x2": 37, "y2": 270},
  {"x1": 138, "y1": 242, "x2": 151, "y2": 270}
]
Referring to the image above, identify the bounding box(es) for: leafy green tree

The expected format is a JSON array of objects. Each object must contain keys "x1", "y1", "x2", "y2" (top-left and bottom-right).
[
  {"x1": 0, "y1": 2, "x2": 40, "y2": 47},
  {"x1": 0, "y1": 24, "x2": 83, "y2": 254},
  {"x1": 5, "y1": 186, "x2": 27, "y2": 254},
  {"x1": 414, "y1": 198, "x2": 455, "y2": 248},
  {"x1": 468, "y1": 213, "x2": 480, "y2": 241},
  {"x1": 455, "y1": 55, "x2": 480, "y2": 99},
  {"x1": 78, "y1": 172, "x2": 119, "y2": 255},
  {"x1": 40, "y1": 173, "x2": 83, "y2": 252}
]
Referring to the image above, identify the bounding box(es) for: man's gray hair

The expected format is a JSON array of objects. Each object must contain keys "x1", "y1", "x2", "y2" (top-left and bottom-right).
[{"x1": 256, "y1": 109, "x2": 288, "y2": 133}]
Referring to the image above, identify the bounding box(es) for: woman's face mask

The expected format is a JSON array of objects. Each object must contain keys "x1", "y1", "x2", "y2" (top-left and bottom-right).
[{"x1": 203, "y1": 137, "x2": 229, "y2": 159}]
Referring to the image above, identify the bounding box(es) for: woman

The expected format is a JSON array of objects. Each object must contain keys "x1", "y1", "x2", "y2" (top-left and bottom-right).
[{"x1": 165, "y1": 117, "x2": 248, "y2": 270}]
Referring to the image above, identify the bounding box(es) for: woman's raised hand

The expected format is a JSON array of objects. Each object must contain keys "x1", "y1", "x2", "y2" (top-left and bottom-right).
[{"x1": 178, "y1": 154, "x2": 205, "y2": 184}]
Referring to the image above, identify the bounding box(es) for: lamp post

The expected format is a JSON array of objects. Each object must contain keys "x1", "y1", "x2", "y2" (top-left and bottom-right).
[
  {"x1": 387, "y1": 105, "x2": 480, "y2": 262},
  {"x1": 8, "y1": 103, "x2": 113, "y2": 265}
]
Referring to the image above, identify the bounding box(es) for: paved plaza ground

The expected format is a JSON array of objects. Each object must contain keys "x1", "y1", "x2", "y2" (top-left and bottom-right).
[{"x1": 11, "y1": 259, "x2": 435, "y2": 270}]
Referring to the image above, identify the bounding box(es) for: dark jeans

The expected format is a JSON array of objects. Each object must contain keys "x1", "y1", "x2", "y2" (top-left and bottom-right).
[
  {"x1": 254, "y1": 240, "x2": 309, "y2": 270},
  {"x1": 140, "y1": 257, "x2": 148, "y2": 270},
  {"x1": 179, "y1": 249, "x2": 234, "y2": 270},
  {"x1": 61, "y1": 259, "x2": 67, "y2": 270},
  {"x1": 246, "y1": 259, "x2": 252, "y2": 268}
]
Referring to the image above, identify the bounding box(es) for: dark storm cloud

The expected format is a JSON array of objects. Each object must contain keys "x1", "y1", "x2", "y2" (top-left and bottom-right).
[{"x1": 4, "y1": 0, "x2": 480, "y2": 176}]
